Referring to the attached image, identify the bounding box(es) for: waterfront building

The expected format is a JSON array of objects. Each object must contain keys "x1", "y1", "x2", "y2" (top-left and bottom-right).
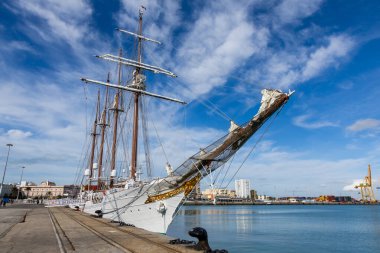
[
  {"x1": 20, "y1": 180, "x2": 63, "y2": 198},
  {"x1": 202, "y1": 188, "x2": 236, "y2": 200},
  {"x1": 235, "y1": 179, "x2": 250, "y2": 198},
  {"x1": 250, "y1": 189, "x2": 257, "y2": 200},
  {"x1": 257, "y1": 195, "x2": 271, "y2": 201}
]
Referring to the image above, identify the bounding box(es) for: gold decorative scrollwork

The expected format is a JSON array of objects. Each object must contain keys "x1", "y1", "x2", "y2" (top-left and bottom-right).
[{"x1": 145, "y1": 175, "x2": 201, "y2": 204}]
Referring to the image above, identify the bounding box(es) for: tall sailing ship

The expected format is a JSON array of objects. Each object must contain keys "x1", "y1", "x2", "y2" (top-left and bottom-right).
[{"x1": 77, "y1": 8, "x2": 293, "y2": 234}]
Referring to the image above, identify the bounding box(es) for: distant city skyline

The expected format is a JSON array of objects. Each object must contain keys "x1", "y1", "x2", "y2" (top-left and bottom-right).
[{"x1": 0, "y1": 1, "x2": 380, "y2": 198}]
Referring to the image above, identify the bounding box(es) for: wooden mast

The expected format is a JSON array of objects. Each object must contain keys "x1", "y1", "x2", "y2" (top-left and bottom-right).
[
  {"x1": 88, "y1": 90, "x2": 100, "y2": 186},
  {"x1": 97, "y1": 74, "x2": 109, "y2": 189},
  {"x1": 81, "y1": 7, "x2": 183, "y2": 184},
  {"x1": 130, "y1": 10, "x2": 143, "y2": 181},
  {"x1": 110, "y1": 49, "x2": 123, "y2": 187}
]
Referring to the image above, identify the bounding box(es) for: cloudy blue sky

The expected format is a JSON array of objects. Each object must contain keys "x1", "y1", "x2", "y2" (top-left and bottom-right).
[{"x1": 0, "y1": 0, "x2": 379, "y2": 198}]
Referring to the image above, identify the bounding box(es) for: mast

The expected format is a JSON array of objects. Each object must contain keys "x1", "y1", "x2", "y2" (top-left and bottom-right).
[
  {"x1": 88, "y1": 90, "x2": 100, "y2": 184},
  {"x1": 97, "y1": 74, "x2": 110, "y2": 189},
  {"x1": 110, "y1": 49, "x2": 123, "y2": 187},
  {"x1": 81, "y1": 7, "x2": 182, "y2": 183},
  {"x1": 130, "y1": 9, "x2": 144, "y2": 181}
]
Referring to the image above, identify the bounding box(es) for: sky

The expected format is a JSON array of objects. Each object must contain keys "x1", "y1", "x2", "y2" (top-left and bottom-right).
[{"x1": 0, "y1": 0, "x2": 380, "y2": 198}]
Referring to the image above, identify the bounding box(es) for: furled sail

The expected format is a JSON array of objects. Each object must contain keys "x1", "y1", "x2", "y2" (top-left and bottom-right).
[{"x1": 149, "y1": 89, "x2": 292, "y2": 195}]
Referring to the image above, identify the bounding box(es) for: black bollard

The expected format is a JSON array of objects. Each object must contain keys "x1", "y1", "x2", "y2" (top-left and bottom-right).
[
  {"x1": 188, "y1": 227, "x2": 228, "y2": 253},
  {"x1": 95, "y1": 209, "x2": 103, "y2": 217},
  {"x1": 188, "y1": 227, "x2": 211, "y2": 252}
]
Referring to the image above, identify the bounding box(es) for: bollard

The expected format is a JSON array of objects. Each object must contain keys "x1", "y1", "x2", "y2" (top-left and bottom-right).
[{"x1": 188, "y1": 227, "x2": 228, "y2": 253}]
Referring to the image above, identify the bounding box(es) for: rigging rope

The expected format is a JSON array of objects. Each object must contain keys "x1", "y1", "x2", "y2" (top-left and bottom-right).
[
  {"x1": 222, "y1": 104, "x2": 286, "y2": 189},
  {"x1": 151, "y1": 115, "x2": 170, "y2": 164},
  {"x1": 118, "y1": 94, "x2": 132, "y2": 162},
  {"x1": 201, "y1": 98, "x2": 233, "y2": 122},
  {"x1": 141, "y1": 96, "x2": 152, "y2": 177},
  {"x1": 217, "y1": 153, "x2": 236, "y2": 187},
  {"x1": 73, "y1": 84, "x2": 91, "y2": 186}
]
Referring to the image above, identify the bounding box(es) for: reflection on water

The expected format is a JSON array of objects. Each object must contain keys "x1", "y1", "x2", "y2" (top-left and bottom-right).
[
  {"x1": 167, "y1": 205, "x2": 380, "y2": 253},
  {"x1": 254, "y1": 208, "x2": 327, "y2": 214},
  {"x1": 236, "y1": 216, "x2": 253, "y2": 233},
  {"x1": 178, "y1": 208, "x2": 256, "y2": 216},
  {"x1": 180, "y1": 209, "x2": 201, "y2": 215}
]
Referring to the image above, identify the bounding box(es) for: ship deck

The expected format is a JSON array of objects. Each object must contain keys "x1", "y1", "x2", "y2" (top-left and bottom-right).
[{"x1": 0, "y1": 204, "x2": 198, "y2": 253}]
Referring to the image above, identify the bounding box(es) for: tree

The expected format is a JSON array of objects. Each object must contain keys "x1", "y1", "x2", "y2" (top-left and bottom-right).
[
  {"x1": 45, "y1": 191, "x2": 52, "y2": 199},
  {"x1": 10, "y1": 186, "x2": 18, "y2": 199}
]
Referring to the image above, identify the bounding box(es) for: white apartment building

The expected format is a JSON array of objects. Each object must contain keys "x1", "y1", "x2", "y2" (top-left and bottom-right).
[{"x1": 235, "y1": 179, "x2": 250, "y2": 198}]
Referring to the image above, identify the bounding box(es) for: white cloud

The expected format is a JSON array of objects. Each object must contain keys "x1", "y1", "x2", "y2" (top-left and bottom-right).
[
  {"x1": 347, "y1": 118, "x2": 380, "y2": 132},
  {"x1": 174, "y1": 2, "x2": 268, "y2": 98},
  {"x1": 302, "y1": 35, "x2": 355, "y2": 79},
  {"x1": 118, "y1": 1, "x2": 266, "y2": 99},
  {"x1": 6, "y1": 129, "x2": 32, "y2": 139},
  {"x1": 8, "y1": 0, "x2": 93, "y2": 49},
  {"x1": 116, "y1": 1, "x2": 355, "y2": 103},
  {"x1": 293, "y1": 114, "x2": 339, "y2": 129},
  {"x1": 245, "y1": 34, "x2": 356, "y2": 90},
  {"x1": 274, "y1": 0, "x2": 324, "y2": 25},
  {"x1": 7, "y1": 41, "x2": 36, "y2": 53},
  {"x1": 343, "y1": 179, "x2": 363, "y2": 191},
  {"x1": 0, "y1": 79, "x2": 88, "y2": 184}
]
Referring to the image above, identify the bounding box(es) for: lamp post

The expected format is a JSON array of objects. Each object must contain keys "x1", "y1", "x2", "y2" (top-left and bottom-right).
[
  {"x1": 16, "y1": 166, "x2": 25, "y2": 201},
  {"x1": 0, "y1": 144, "x2": 13, "y2": 197}
]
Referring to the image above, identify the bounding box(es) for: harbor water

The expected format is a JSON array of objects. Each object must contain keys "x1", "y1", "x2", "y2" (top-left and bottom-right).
[{"x1": 167, "y1": 205, "x2": 380, "y2": 253}]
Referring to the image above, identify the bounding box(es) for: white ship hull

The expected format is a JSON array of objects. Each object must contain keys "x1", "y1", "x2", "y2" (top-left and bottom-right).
[
  {"x1": 82, "y1": 192, "x2": 104, "y2": 215},
  {"x1": 101, "y1": 185, "x2": 184, "y2": 234},
  {"x1": 69, "y1": 202, "x2": 85, "y2": 210},
  {"x1": 83, "y1": 200, "x2": 103, "y2": 215}
]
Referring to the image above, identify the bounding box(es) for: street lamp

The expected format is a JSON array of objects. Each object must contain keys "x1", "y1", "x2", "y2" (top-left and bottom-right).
[
  {"x1": 0, "y1": 144, "x2": 14, "y2": 197},
  {"x1": 16, "y1": 166, "x2": 25, "y2": 201}
]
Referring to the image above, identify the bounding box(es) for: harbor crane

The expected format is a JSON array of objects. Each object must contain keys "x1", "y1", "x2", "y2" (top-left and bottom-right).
[{"x1": 354, "y1": 165, "x2": 376, "y2": 203}]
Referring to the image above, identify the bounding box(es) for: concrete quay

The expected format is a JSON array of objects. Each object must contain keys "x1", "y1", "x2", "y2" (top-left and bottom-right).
[{"x1": 0, "y1": 204, "x2": 198, "y2": 253}]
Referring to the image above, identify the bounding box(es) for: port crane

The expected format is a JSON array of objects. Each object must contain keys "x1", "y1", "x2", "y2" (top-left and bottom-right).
[{"x1": 354, "y1": 165, "x2": 376, "y2": 203}]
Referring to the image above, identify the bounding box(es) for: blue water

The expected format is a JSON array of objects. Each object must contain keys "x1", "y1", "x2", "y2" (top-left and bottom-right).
[{"x1": 167, "y1": 205, "x2": 380, "y2": 253}]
